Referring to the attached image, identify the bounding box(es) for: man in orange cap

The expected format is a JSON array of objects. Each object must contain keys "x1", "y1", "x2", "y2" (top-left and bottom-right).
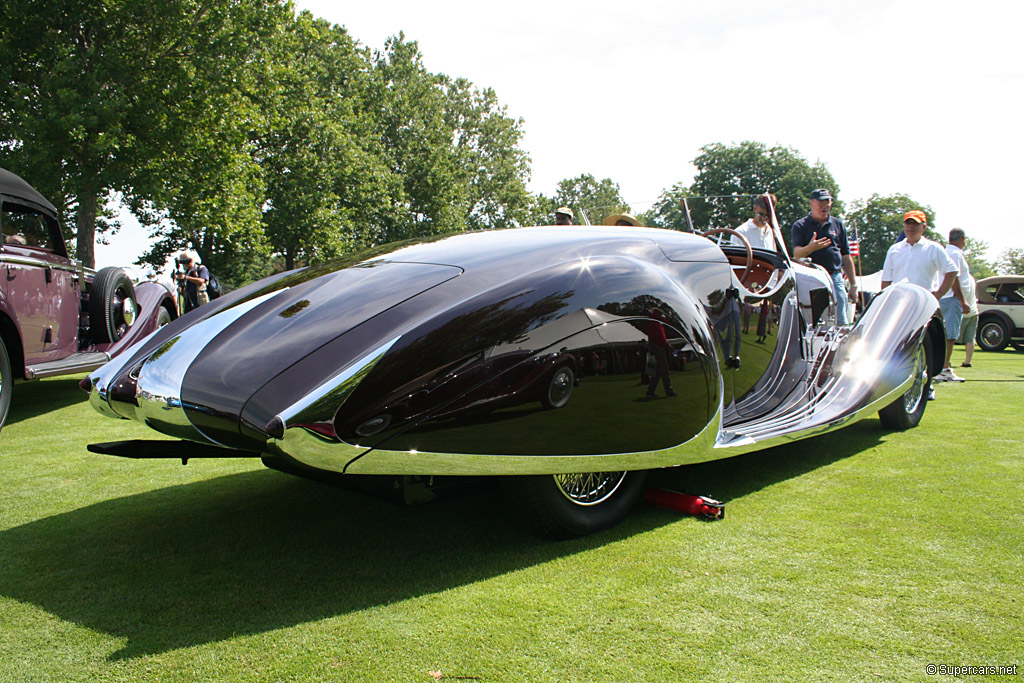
[{"x1": 880, "y1": 211, "x2": 962, "y2": 392}]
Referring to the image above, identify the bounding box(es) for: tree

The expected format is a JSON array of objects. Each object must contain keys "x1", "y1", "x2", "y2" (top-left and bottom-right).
[
  {"x1": 0, "y1": 0, "x2": 290, "y2": 268},
  {"x1": 995, "y1": 248, "x2": 1024, "y2": 275},
  {"x1": 551, "y1": 174, "x2": 630, "y2": 225},
  {"x1": 523, "y1": 193, "x2": 560, "y2": 226},
  {"x1": 648, "y1": 141, "x2": 838, "y2": 242},
  {"x1": 370, "y1": 36, "x2": 530, "y2": 243},
  {"x1": 441, "y1": 77, "x2": 531, "y2": 231},
  {"x1": 960, "y1": 237, "x2": 996, "y2": 280},
  {"x1": 844, "y1": 194, "x2": 937, "y2": 273},
  {"x1": 643, "y1": 182, "x2": 693, "y2": 230},
  {"x1": 250, "y1": 14, "x2": 401, "y2": 271}
]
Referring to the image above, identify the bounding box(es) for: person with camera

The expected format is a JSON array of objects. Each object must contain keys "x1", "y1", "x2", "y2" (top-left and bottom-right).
[{"x1": 175, "y1": 251, "x2": 210, "y2": 313}]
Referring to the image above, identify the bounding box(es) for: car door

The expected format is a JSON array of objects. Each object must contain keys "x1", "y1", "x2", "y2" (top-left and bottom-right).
[{"x1": 1, "y1": 201, "x2": 79, "y2": 364}]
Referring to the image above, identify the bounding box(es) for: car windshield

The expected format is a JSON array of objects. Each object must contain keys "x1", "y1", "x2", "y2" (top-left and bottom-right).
[{"x1": 989, "y1": 283, "x2": 1024, "y2": 303}]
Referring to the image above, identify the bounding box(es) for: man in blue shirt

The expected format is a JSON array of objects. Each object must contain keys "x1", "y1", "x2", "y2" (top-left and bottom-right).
[{"x1": 791, "y1": 188, "x2": 857, "y2": 325}]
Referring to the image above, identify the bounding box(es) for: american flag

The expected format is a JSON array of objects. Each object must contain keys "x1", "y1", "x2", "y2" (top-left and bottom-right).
[{"x1": 849, "y1": 239, "x2": 860, "y2": 257}]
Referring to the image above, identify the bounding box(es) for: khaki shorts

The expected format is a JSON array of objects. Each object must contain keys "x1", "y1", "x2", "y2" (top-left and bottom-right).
[{"x1": 958, "y1": 314, "x2": 978, "y2": 345}]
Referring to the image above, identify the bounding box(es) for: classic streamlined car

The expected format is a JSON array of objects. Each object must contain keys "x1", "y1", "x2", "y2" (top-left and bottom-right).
[
  {"x1": 0, "y1": 167, "x2": 178, "y2": 433},
  {"x1": 83, "y1": 212, "x2": 945, "y2": 537}
]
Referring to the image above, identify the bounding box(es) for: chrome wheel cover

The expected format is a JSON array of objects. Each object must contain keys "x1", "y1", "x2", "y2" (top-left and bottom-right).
[
  {"x1": 547, "y1": 368, "x2": 573, "y2": 408},
  {"x1": 980, "y1": 322, "x2": 1004, "y2": 348},
  {"x1": 553, "y1": 471, "x2": 626, "y2": 506},
  {"x1": 902, "y1": 343, "x2": 927, "y2": 414}
]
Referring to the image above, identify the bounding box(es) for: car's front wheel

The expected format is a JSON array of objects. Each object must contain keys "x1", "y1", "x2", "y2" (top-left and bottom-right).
[
  {"x1": 541, "y1": 365, "x2": 575, "y2": 409},
  {"x1": 503, "y1": 470, "x2": 648, "y2": 538},
  {"x1": 878, "y1": 340, "x2": 930, "y2": 430},
  {"x1": 977, "y1": 317, "x2": 1010, "y2": 352},
  {"x1": 0, "y1": 336, "x2": 11, "y2": 433}
]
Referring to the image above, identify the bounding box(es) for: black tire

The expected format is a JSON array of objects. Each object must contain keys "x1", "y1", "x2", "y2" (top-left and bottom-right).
[
  {"x1": 156, "y1": 305, "x2": 172, "y2": 328},
  {"x1": 89, "y1": 267, "x2": 137, "y2": 343},
  {"x1": 976, "y1": 317, "x2": 1010, "y2": 352},
  {"x1": 0, "y1": 336, "x2": 11, "y2": 434},
  {"x1": 541, "y1": 365, "x2": 575, "y2": 409},
  {"x1": 878, "y1": 340, "x2": 930, "y2": 430},
  {"x1": 502, "y1": 470, "x2": 648, "y2": 539}
]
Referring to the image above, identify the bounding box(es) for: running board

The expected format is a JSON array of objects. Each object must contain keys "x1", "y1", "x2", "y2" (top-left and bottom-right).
[{"x1": 25, "y1": 351, "x2": 110, "y2": 379}]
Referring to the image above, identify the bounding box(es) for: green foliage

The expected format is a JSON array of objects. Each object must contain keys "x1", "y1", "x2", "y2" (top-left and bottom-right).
[
  {"x1": 370, "y1": 36, "x2": 530, "y2": 243},
  {"x1": 995, "y1": 247, "x2": 1024, "y2": 275},
  {"x1": 2, "y1": 10, "x2": 531, "y2": 279},
  {"x1": 658, "y1": 141, "x2": 839, "y2": 239},
  {"x1": 552, "y1": 174, "x2": 630, "y2": 225},
  {"x1": 961, "y1": 237, "x2": 996, "y2": 279},
  {"x1": 0, "y1": 0, "x2": 291, "y2": 268},
  {"x1": 844, "y1": 193, "x2": 936, "y2": 273},
  {"x1": 644, "y1": 182, "x2": 694, "y2": 230}
]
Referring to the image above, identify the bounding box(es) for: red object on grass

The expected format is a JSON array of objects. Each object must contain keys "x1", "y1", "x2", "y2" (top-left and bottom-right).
[{"x1": 645, "y1": 488, "x2": 725, "y2": 520}]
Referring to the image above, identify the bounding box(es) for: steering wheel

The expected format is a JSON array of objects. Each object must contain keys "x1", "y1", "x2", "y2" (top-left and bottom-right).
[{"x1": 702, "y1": 228, "x2": 755, "y2": 289}]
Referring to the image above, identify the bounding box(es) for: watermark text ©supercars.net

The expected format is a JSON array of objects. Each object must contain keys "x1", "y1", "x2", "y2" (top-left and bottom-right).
[{"x1": 925, "y1": 664, "x2": 1017, "y2": 676}]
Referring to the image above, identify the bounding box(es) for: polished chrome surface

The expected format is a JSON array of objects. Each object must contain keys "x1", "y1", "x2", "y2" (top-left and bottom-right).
[
  {"x1": 331, "y1": 407, "x2": 723, "y2": 475},
  {"x1": 126, "y1": 290, "x2": 286, "y2": 441},
  {"x1": 715, "y1": 281, "x2": 938, "y2": 453},
  {"x1": 0, "y1": 253, "x2": 80, "y2": 272},
  {"x1": 26, "y1": 351, "x2": 110, "y2": 379},
  {"x1": 273, "y1": 335, "x2": 401, "y2": 433}
]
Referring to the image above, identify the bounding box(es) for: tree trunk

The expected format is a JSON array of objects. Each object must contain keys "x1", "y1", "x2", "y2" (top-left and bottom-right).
[{"x1": 76, "y1": 190, "x2": 98, "y2": 269}]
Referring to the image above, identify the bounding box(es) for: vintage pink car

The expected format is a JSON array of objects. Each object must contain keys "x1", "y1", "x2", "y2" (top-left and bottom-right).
[{"x1": 0, "y1": 166, "x2": 178, "y2": 433}]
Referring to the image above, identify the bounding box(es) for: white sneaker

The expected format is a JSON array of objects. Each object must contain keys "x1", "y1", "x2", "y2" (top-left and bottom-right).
[
  {"x1": 933, "y1": 369, "x2": 951, "y2": 383},
  {"x1": 945, "y1": 369, "x2": 966, "y2": 382}
]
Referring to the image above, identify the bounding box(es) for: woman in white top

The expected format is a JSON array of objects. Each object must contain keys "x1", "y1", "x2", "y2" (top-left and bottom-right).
[{"x1": 731, "y1": 193, "x2": 778, "y2": 251}]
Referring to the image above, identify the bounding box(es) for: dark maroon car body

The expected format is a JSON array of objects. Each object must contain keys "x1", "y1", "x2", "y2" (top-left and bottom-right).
[{"x1": 0, "y1": 166, "x2": 178, "y2": 432}]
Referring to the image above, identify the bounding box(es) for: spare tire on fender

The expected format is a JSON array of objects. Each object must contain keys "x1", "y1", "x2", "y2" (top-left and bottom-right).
[{"x1": 89, "y1": 267, "x2": 137, "y2": 343}]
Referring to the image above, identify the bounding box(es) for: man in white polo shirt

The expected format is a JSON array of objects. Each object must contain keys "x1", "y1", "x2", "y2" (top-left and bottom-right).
[
  {"x1": 937, "y1": 228, "x2": 971, "y2": 381},
  {"x1": 881, "y1": 210, "x2": 959, "y2": 394}
]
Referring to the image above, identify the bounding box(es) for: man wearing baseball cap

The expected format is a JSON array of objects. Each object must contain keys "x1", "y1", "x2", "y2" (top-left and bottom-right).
[
  {"x1": 880, "y1": 211, "x2": 961, "y2": 390},
  {"x1": 791, "y1": 188, "x2": 857, "y2": 325},
  {"x1": 554, "y1": 207, "x2": 574, "y2": 226}
]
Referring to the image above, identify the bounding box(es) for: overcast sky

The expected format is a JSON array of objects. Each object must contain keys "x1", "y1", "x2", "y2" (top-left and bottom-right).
[{"x1": 97, "y1": 0, "x2": 1023, "y2": 269}]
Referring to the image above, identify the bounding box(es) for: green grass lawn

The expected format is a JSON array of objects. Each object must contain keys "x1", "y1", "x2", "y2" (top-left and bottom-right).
[{"x1": 1, "y1": 349, "x2": 1021, "y2": 682}]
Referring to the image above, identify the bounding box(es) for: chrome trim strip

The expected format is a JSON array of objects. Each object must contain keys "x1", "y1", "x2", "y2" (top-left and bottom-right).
[
  {"x1": 134, "y1": 290, "x2": 286, "y2": 442},
  {"x1": 335, "y1": 406, "x2": 724, "y2": 475},
  {"x1": 26, "y1": 351, "x2": 110, "y2": 379},
  {"x1": 0, "y1": 253, "x2": 80, "y2": 272},
  {"x1": 273, "y1": 335, "x2": 401, "y2": 431}
]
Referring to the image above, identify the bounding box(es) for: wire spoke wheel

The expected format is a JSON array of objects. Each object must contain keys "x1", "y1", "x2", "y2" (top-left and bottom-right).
[{"x1": 553, "y1": 471, "x2": 626, "y2": 506}]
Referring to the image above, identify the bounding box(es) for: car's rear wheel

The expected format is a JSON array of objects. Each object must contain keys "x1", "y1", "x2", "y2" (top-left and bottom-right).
[
  {"x1": 503, "y1": 470, "x2": 648, "y2": 538},
  {"x1": 977, "y1": 317, "x2": 1010, "y2": 352},
  {"x1": 0, "y1": 336, "x2": 11, "y2": 434},
  {"x1": 878, "y1": 340, "x2": 930, "y2": 430},
  {"x1": 89, "y1": 267, "x2": 137, "y2": 343},
  {"x1": 541, "y1": 366, "x2": 575, "y2": 409}
]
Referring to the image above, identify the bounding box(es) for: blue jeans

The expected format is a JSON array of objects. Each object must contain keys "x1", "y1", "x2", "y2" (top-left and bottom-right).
[{"x1": 830, "y1": 271, "x2": 851, "y2": 326}]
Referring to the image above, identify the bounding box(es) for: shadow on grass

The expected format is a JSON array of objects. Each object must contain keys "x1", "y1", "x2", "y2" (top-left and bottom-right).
[
  {"x1": 648, "y1": 417, "x2": 889, "y2": 503},
  {"x1": 5, "y1": 375, "x2": 89, "y2": 427},
  {"x1": 0, "y1": 418, "x2": 887, "y2": 661},
  {"x1": 0, "y1": 468, "x2": 670, "y2": 660}
]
